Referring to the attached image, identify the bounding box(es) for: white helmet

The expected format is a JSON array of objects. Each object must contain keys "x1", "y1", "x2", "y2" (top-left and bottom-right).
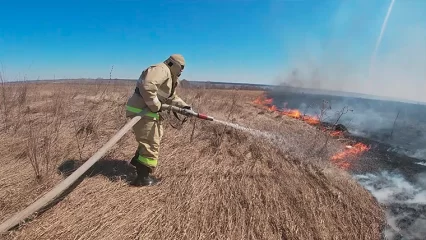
[{"x1": 164, "y1": 54, "x2": 185, "y2": 78}]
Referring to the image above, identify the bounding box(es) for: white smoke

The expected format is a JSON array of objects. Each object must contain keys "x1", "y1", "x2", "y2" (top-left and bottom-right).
[
  {"x1": 355, "y1": 171, "x2": 425, "y2": 204},
  {"x1": 412, "y1": 150, "x2": 426, "y2": 161},
  {"x1": 274, "y1": 0, "x2": 426, "y2": 103},
  {"x1": 399, "y1": 149, "x2": 426, "y2": 161},
  {"x1": 354, "y1": 171, "x2": 426, "y2": 239}
]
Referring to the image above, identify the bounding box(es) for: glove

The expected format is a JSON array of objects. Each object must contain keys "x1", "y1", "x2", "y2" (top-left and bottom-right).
[{"x1": 181, "y1": 105, "x2": 197, "y2": 117}]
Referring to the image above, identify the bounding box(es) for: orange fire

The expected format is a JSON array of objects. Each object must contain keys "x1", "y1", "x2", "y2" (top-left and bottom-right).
[
  {"x1": 268, "y1": 105, "x2": 278, "y2": 112},
  {"x1": 251, "y1": 95, "x2": 371, "y2": 171},
  {"x1": 303, "y1": 116, "x2": 320, "y2": 125},
  {"x1": 253, "y1": 95, "x2": 319, "y2": 125},
  {"x1": 331, "y1": 143, "x2": 370, "y2": 170},
  {"x1": 282, "y1": 109, "x2": 301, "y2": 118},
  {"x1": 253, "y1": 96, "x2": 273, "y2": 105},
  {"x1": 330, "y1": 130, "x2": 343, "y2": 137},
  {"x1": 264, "y1": 98, "x2": 273, "y2": 105},
  {"x1": 331, "y1": 160, "x2": 351, "y2": 170}
]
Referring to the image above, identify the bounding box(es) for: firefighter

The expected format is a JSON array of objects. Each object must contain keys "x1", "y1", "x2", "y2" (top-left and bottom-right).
[{"x1": 125, "y1": 54, "x2": 191, "y2": 186}]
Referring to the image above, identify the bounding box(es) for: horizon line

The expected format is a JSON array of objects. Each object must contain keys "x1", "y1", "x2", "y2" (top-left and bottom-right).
[{"x1": 3, "y1": 77, "x2": 425, "y2": 106}]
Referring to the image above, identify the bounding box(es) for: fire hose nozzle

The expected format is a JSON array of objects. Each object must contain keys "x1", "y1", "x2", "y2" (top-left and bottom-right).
[
  {"x1": 197, "y1": 113, "x2": 214, "y2": 121},
  {"x1": 161, "y1": 104, "x2": 214, "y2": 121}
]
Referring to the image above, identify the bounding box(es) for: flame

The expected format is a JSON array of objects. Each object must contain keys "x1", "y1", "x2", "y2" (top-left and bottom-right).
[
  {"x1": 253, "y1": 96, "x2": 277, "y2": 112},
  {"x1": 330, "y1": 130, "x2": 343, "y2": 137},
  {"x1": 253, "y1": 96, "x2": 273, "y2": 105},
  {"x1": 253, "y1": 97, "x2": 263, "y2": 105},
  {"x1": 253, "y1": 95, "x2": 319, "y2": 125},
  {"x1": 282, "y1": 109, "x2": 320, "y2": 125},
  {"x1": 331, "y1": 143, "x2": 370, "y2": 170},
  {"x1": 268, "y1": 105, "x2": 278, "y2": 112},
  {"x1": 282, "y1": 109, "x2": 301, "y2": 119},
  {"x1": 264, "y1": 98, "x2": 273, "y2": 105},
  {"x1": 251, "y1": 95, "x2": 371, "y2": 171},
  {"x1": 303, "y1": 116, "x2": 320, "y2": 125},
  {"x1": 331, "y1": 160, "x2": 351, "y2": 170}
]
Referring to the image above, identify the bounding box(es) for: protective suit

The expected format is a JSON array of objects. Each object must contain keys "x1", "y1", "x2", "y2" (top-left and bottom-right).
[{"x1": 125, "y1": 54, "x2": 190, "y2": 186}]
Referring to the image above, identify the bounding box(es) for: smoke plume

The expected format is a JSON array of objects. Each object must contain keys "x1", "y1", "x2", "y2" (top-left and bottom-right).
[
  {"x1": 275, "y1": 0, "x2": 426, "y2": 103},
  {"x1": 354, "y1": 171, "x2": 426, "y2": 239}
]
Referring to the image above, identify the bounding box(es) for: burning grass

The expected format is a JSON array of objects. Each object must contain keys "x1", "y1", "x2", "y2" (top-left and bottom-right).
[
  {"x1": 0, "y1": 80, "x2": 384, "y2": 239},
  {"x1": 252, "y1": 95, "x2": 370, "y2": 170},
  {"x1": 331, "y1": 143, "x2": 372, "y2": 170}
]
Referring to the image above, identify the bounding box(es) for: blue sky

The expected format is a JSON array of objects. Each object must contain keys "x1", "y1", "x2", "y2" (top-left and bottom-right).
[{"x1": 1, "y1": 0, "x2": 425, "y2": 101}]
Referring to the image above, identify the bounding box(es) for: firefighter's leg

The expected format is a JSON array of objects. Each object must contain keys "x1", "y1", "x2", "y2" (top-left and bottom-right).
[{"x1": 130, "y1": 116, "x2": 163, "y2": 186}]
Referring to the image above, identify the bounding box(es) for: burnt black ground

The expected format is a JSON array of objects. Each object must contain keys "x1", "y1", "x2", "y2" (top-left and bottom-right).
[
  {"x1": 267, "y1": 87, "x2": 426, "y2": 160},
  {"x1": 267, "y1": 88, "x2": 426, "y2": 240}
]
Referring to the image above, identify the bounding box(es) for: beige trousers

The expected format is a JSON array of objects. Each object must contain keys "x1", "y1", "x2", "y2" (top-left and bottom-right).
[{"x1": 132, "y1": 116, "x2": 164, "y2": 170}]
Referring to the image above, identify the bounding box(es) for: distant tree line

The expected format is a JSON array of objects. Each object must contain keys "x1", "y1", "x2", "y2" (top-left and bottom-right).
[{"x1": 179, "y1": 79, "x2": 267, "y2": 91}]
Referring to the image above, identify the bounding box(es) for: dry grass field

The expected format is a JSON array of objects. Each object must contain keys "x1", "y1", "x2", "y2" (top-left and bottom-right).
[{"x1": 0, "y1": 80, "x2": 385, "y2": 239}]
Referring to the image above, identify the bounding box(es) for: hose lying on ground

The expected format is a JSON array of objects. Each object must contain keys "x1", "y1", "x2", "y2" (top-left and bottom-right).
[{"x1": 0, "y1": 116, "x2": 142, "y2": 234}]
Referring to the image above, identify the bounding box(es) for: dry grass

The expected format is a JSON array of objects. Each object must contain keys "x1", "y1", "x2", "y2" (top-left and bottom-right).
[{"x1": 0, "y1": 80, "x2": 384, "y2": 239}]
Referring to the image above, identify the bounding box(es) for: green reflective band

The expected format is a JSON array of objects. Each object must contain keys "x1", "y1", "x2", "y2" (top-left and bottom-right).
[
  {"x1": 126, "y1": 105, "x2": 159, "y2": 119},
  {"x1": 126, "y1": 105, "x2": 142, "y2": 113},
  {"x1": 138, "y1": 155, "x2": 158, "y2": 167},
  {"x1": 146, "y1": 112, "x2": 159, "y2": 119}
]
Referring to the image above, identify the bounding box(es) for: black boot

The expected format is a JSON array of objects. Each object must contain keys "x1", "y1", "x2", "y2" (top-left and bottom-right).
[
  {"x1": 130, "y1": 163, "x2": 159, "y2": 187},
  {"x1": 130, "y1": 149, "x2": 139, "y2": 167}
]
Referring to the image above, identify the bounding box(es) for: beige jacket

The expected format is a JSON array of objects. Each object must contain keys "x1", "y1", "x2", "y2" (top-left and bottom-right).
[{"x1": 126, "y1": 62, "x2": 189, "y2": 119}]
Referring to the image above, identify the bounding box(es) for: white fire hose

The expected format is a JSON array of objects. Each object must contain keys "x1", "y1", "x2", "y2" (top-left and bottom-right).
[
  {"x1": 0, "y1": 103, "x2": 214, "y2": 234},
  {"x1": 0, "y1": 116, "x2": 142, "y2": 234}
]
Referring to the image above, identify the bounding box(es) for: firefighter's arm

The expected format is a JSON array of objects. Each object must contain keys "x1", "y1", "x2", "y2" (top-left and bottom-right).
[
  {"x1": 168, "y1": 91, "x2": 190, "y2": 108},
  {"x1": 138, "y1": 66, "x2": 168, "y2": 112},
  {"x1": 167, "y1": 81, "x2": 190, "y2": 108}
]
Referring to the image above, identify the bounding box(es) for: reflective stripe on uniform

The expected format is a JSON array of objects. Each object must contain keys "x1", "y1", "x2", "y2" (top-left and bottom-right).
[
  {"x1": 137, "y1": 155, "x2": 158, "y2": 167},
  {"x1": 126, "y1": 105, "x2": 159, "y2": 119}
]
